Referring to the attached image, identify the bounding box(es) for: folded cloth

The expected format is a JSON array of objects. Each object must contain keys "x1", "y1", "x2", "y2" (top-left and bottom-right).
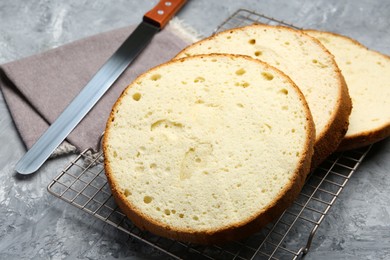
[{"x1": 0, "y1": 25, "x2": 189, "y2": 155}]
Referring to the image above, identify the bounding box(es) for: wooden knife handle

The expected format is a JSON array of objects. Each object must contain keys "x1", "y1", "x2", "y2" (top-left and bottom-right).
[{"x1": 144, "y1": 0, "x2": 187, "y2": 29}]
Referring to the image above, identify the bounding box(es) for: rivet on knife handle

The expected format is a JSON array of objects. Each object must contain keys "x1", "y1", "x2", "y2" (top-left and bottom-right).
[{"x1": 144, "y1": 0, "x2": 187, "y2": 28}]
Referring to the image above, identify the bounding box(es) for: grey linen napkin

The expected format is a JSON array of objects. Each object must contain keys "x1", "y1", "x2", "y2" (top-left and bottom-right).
[{"x1": 0, "y1": 26, "x2": 188, "y2": 155}]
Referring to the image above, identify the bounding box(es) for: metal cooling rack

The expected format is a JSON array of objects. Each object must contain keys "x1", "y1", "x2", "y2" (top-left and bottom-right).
[{"x1": 48, "y1": 9, "x2": 373, "y2": 260}]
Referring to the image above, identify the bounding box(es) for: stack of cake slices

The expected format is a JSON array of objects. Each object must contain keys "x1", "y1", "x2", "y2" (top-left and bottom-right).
[{"x1": 103, "y1": 24, "x2": 390, "y2": 244}]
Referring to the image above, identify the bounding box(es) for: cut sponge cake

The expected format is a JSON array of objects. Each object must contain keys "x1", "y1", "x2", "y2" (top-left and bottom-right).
[
  {"x1": 103, "y1": 54, "x2": 315, "y2": 244},
  {"x1": 175, "y1": 24, "x2": 352, "y2": 169},
  {"x1": 305, "y1": 30, "x2": 390, "y2": 150}
]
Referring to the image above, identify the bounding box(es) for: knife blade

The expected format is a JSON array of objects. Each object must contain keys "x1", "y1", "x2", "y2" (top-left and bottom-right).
[{"x1": 15, "y1": 0, "x2": 187, "y2": 175}]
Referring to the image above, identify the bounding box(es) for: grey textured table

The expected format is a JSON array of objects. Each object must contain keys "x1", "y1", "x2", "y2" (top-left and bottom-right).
[{"x1": 0, "y1": 0, "x2": 389, "y2": 259}]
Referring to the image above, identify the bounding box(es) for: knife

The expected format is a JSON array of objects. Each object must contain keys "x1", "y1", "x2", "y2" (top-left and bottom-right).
[{"x1": 15, "y1": 0, "x2": 187, "y2": 175}]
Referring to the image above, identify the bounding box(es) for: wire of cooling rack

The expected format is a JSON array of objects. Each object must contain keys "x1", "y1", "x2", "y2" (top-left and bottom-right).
[
  {"x1": 48, "y1": 9, "x2": 373, "y2": 260},
  {"x1": 214, "y1": 8, "x2": 301, "y2": 33}
]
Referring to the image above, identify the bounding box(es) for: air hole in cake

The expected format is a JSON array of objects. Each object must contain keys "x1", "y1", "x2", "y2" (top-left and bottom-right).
[
  {"x1": 284, "y1": 41, "x2": 290, "y2": 45},
  {"x1": 195, "y1": 157, "x2": 201, "y2": 163},
  {"x1": 132, "y1": 93, "x2": 141, "y2": 101},
  {"x1": 164, "y1": 209, "x2": 171, "y2": 215},
  {"x1": 260, "y1": 124, "x2": 268, "y2": 133},
  {"x1": 171, "y1": 210, "x2": 176, "y2": 214},
  {"x1": 279, "y1": 88, "x2": 288, "y2": 95},
  {"x1": 235, "y1": 68, "x2": 246, "y2": 75},
  {"x1": 193, "y1": 216, "x2": 199, "y2": 221},
  {"x1": 150, "y1": 163, "x2": 157, "y2": 169},
  {"x1": 179, "y1": 213, "x2": 184, "y2": 218},
  {"x1": 150, "y1": 74, "x2": 161, "y2": 81},
  {"x1": 254, "y1": 51, "x2": 262, "y2": 56},
  {"x1": 151, "y1": 119, "x2": 183, "y2": 131},
  {"x1": 249, "y1": 39, "x2": 256, "y2": 45},
  {"x1": 282, "y1": 106, "x2": 289, "y2": 110},
  {"x1": 235, "y1": 164, "x2": 242, "y2": 168},
  {"x1": 194, "y1": 76, "x2": 205, "y2": 83},
  {"x1": 143, "y1": 196, "x2": 153, "y2": 204},
  {"x1": 261, "y1": 72, "x2": 274, "y2": 81},
  {"x1": 124, "y1": 189, "x2": 132, "y2": 197},
  {"x1": 144, "y1": 111, "x2": 153, "y2": 118},
  {"x1": 195, "y1": 99, "x2": 204, "y2": 104},
  {"x1": 135, "y1": 166, "x2": 145, "y2": 173},
  {"x1": 312, "y1": 60, "x2": 328, "y2": 68},
  {"x1": 237, "y1": 103, "x2": 244, "y2": 108},
  {"x1": 235, "y1": 82, "x2": 250, "y2": 88}
]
